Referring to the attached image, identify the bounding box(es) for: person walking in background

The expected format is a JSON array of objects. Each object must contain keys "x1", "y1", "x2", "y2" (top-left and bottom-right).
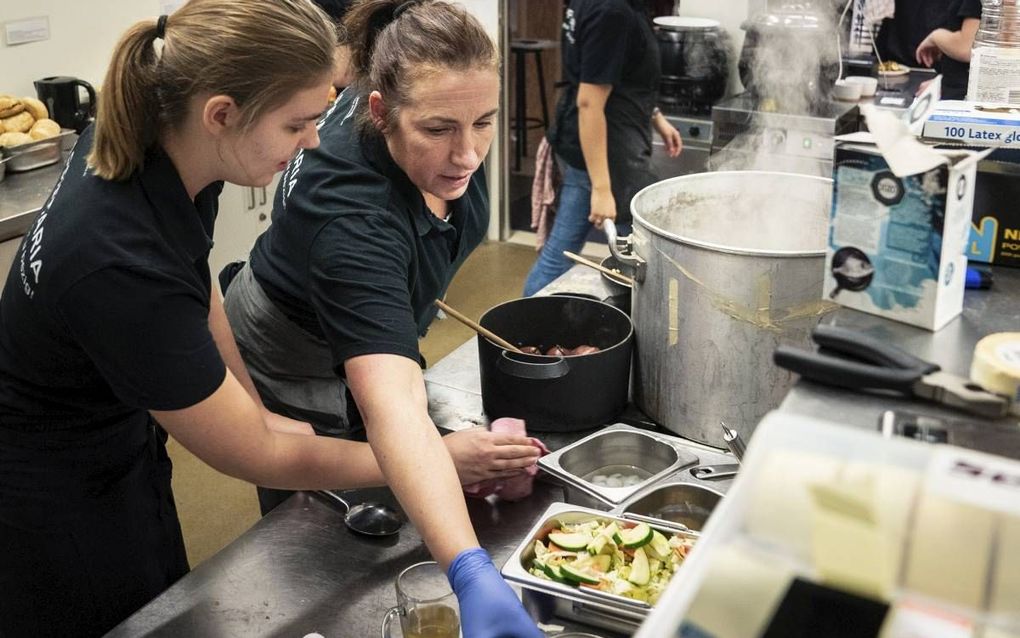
[{"x1": 523, "y1": 0, "x2": 682, "y2": 296}]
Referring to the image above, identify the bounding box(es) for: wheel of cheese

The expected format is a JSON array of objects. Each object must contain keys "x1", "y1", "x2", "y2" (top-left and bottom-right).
[{"x1": 970, "y1": 332, "x2": 1020, "y2": 415}]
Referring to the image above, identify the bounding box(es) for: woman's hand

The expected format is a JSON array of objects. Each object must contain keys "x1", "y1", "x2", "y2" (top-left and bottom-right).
[
  {"x1": 443, "y1": 427, "x2": 541, "y2": 485},
  {"x1": 588, "y1": 184, "x2": 617, "y2": 229},
  {"x1": 916, "y1": 30, "x2": 946, "y2": 67},
  {"x1": 654, "y1": 114, "x2": 683, "y2": 158}
]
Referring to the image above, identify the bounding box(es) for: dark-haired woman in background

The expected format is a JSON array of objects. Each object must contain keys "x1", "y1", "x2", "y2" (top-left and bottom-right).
[
  {"x1": 223, "y1": 1, "x2": 543, "y2": 636},
  {"x1": 0, "y1": 1, "x2": 419, "y2": 635}
]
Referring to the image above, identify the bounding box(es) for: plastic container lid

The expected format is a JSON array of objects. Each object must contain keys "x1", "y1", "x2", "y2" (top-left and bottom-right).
[{"x1": 653, "y1": 16, "x2": 721, "y2": 31}]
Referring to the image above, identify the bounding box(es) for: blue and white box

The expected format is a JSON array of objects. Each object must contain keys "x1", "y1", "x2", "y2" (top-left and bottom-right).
[
  {"x1": 825, "y1": 137, "x2": 986, "y2": 330},
  {"x1": 922, "y1": 100, "x2": 1020, "y2": 149}
]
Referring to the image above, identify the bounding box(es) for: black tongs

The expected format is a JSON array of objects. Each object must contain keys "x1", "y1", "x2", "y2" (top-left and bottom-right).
[{"x1": 774, "y1": 325, "x2": 1011, "y2": 418}]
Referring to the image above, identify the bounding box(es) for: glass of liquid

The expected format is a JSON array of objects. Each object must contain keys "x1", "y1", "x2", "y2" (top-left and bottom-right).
[{"x1": 381, "y1": 561, "x2": 460, "y2": 638}]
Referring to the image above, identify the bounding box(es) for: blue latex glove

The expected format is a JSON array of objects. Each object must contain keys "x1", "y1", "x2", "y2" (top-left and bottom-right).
[{"x1": 447, "y1": 547, "x2": 543, "y2": 638}]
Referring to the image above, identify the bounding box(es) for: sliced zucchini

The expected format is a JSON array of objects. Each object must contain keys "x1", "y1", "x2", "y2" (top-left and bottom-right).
[
  {"x1": 547, "y1": 532, "x2": 590, "y2": 552},
  {"x1": 646, "y1": 530, "x2": 671, "y2": 560},
  {"x1": 541, "y1": 562, "x2": 568, "y2": 583},
  {"x1": 616, "y1": 523, "x2": 653, "y2": 549},
  {"x1": 628, "y1": 547, "x2": 650, "y2": 586},
  {"x1": 591, "y1": 553, "x2": 612, "y2": 572},
  {"x1": 560, "y1": 564, "x2": 601, "y2": 585}
]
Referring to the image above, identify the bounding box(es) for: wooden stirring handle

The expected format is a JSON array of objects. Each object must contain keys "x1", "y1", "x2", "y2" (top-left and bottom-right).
[
  {"x1": 562, "y1": 251, "x2": 634, "y2": 287},
  {"x1": 434, "y1": 299, "x2": 523, "y2": 354}
]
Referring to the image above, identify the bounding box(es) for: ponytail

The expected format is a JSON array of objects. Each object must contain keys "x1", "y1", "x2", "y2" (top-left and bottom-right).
[
  {"x1": 88, "y1": 0, "x2": 336, "y2": 182},
  {"x1": 88, "y1": 20, "x2": 162, "y2": 181}
]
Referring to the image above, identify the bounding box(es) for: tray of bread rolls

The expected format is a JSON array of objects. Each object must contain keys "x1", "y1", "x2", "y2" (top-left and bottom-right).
[{"x1": 0, "y1": 94, "x2": 75, "y2": 172}]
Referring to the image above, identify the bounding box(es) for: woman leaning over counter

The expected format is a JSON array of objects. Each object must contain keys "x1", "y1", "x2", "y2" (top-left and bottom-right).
[{"x1": 222, "y1": 1, "x2": 543, "y2": 636}]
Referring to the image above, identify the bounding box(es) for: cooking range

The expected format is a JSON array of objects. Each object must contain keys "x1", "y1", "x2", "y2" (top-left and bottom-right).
[{"x1": 709, "y1": 92, "x2": 861, "y2": 177}]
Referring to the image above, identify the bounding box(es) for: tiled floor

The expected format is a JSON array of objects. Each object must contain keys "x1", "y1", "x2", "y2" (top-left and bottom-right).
[{"x1": 169, "y1": 241, "x2": 542, "y2": 566}]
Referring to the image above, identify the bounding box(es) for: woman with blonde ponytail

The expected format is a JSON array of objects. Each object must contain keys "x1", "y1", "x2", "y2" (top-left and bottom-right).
[{"x1": 0, "y1": 1, "x2": 438, "y2": 635}]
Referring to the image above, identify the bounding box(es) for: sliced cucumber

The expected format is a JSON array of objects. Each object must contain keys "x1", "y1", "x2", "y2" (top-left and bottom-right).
[
  {"x1": 586, "y1": 534, "x2": 608, "y2": 555},
  {"x1": 547, "y1": 532, "x2": 590, "y2": 552},
  {"x1": 628, "y1": 547, "x2": 650, "y2": 586},
  {"x1": 591, "y1": 553, "x2": 612, "y2": 572},
  {"x1": 646, "y1": 530, "x2": 671, "y2": 560},
  {"x1": 616, "y1": 523, "x2": 653, "y2": 549},
  {"x1": 560, "y1": 564, "x2": 601, "y2": 585},
  {"x1": 542, "y1": 562, "x2": 568, "y2": 583}
]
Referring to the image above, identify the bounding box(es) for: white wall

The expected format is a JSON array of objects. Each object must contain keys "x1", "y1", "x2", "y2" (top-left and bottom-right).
[{"x1": 0, "y1": 0, "x2": 157, "y2": 98}]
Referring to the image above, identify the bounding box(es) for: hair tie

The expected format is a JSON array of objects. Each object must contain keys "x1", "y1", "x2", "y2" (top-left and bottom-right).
[
  {"x1": 393, "y1": 1, "x2": 416, "y2": 20},
  {"x1": 155, "y1": 14, "x2": 168, "y2": 39}
]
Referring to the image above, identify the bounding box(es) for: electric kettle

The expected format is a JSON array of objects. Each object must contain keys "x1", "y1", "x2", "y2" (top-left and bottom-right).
[{"x1": 34, "y1": 76, "x2": 96, "y2": 133}]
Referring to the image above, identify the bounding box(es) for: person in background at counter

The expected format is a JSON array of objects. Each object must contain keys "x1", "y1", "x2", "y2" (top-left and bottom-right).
[
  {"x1": 874, "y1": 0, "x2": 955, "y2": 66},
  {"x1": 523, "y1": 0, "x2": 682, "y2": 296},
  {"x1": 914, "y1": 0, "x2": 982, "y2": 99},
  {"x1": 222, "y1": 1, "x2": 543, "y2": 637},
  {"x1": 0, "y1": 1, "x2": 412, "y2": 635}
]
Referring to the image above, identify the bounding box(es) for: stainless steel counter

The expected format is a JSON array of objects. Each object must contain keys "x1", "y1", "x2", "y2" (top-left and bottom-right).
[
  {"x1": 107, "y1": 261, "x2": 1020, "y2": 636},
  {"x1": 0, "y1": 154, "x2": 67, "y2": 242}
]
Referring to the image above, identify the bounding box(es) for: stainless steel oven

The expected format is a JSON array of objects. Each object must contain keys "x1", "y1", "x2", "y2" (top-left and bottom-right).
[{"x1": 650, "y1": 113, "x2": 713, "y2": 180}]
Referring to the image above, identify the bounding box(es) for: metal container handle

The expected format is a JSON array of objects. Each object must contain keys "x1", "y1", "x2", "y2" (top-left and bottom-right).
[
  {"x1": 619, "y1": 511, "x2": 700, "y2": 537},
  {"x1": 603, "y1": 220, "x2": 646, "y2": 283},
  {"x1": 497, "y1": 351, "x2": 570, "y2": 380}
]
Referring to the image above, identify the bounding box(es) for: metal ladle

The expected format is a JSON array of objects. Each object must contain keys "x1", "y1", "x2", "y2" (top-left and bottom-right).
[{"x1": 317, "y1": 490, "x2": 404, "y2": 536}]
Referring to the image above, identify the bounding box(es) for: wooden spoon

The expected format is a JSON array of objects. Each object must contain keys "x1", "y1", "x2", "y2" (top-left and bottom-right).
[
  {"x1": 434, "y1": 299, "x2": 523, "y2": 354},
  {"x1": 562, "y1": 251, "x2": 634, "y2": 287}
]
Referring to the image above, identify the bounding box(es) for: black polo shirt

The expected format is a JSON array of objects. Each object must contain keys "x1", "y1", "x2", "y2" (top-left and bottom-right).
[
  {"x1": 875, "y1": 0, "x2": 955, "y2": 65},
  {"x1": 938, "y1": 0, "x2": 982, "y2": 100},
  {"x1": 546, "y1": 0, "x2": 660, "y2": 224},
  {"x1": 0, "y1": 126, "x2": 226, "y2": 433},
  {"x1": 249, "y1": 88, "x2": 489, "y2": 373}
]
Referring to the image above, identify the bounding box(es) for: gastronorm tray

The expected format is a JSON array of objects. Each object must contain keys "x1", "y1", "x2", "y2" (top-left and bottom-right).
[
  {"x1": 1, "y1": 130, "x2": 76, "y2": 172},
  {"x1": 538, "y1": 423, "x2": 701, "y2": 508},
  {"x1": 501, "y1": 502, "x2": 698, "y2": 634}
]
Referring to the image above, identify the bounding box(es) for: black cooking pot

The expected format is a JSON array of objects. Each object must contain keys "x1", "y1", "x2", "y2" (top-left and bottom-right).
[
  {"x1": 655, "y1": 19, "x2": 729, "y2": 107},
  {"x1": 477, "y1": 295, "x2": 633, "y2": 432}
]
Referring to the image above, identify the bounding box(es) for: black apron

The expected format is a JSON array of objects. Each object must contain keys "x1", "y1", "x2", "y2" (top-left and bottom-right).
[{"x1": 0, "y1": 416, "x2": 189, "y2": 637}]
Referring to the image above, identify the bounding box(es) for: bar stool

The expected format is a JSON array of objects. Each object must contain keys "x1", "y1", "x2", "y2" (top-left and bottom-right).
[{"x1": 510, "y1": 38, "x2": 558, "y2": 172}]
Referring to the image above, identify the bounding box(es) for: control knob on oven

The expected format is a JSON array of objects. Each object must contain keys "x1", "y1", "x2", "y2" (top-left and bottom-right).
[
  {"x1": 765, "y1": 129, "x2": 787, "y2": 151},
  {"x1": 688, "y1": 125, "x2": 701, "y2": 138}
]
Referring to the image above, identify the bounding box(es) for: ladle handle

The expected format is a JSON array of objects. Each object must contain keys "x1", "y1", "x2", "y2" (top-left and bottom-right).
[
  {"x1": 435, "y1": 299, "x2": 523, "y2": 353},
  {"x1": 317, "y1": 490, "x2": 350, "y2": 514}
]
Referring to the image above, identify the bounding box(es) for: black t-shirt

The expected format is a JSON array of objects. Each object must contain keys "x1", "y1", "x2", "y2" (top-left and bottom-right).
[
  {"x1": 938, "y1": 0, "x2": 982, "y2": 99},
  {"x1": 0, "y1": 127, "x2": 226, "y2": 434},
  {"x1": 249, "y1": 88, "x2": 489, "y2": 374},
  {"x1": 547, "y1": 0, "x2": 661, "y2": 224},
  {"x1": 876, "y1": 0, "x2": 955, "y2": 65}
]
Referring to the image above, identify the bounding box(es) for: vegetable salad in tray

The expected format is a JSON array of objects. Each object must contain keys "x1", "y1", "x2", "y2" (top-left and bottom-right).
[{"x1": 528, "y1": 518, "x2": 695, "y2": 606}]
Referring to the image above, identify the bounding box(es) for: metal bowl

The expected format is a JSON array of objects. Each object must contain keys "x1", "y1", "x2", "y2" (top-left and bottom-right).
[
  {"x1": 619, "y1": 482, "x2": 723, "y2": 532},
  {"x1": 538, "y1": 424, "x2": 699, "y2": 508}
]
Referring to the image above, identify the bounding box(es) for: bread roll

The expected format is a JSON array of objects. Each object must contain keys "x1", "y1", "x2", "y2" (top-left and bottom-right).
[
  {"x1": 0, "y1": 96, "x2": 24, "y2": 119},
  {"x1": 0, "y1": 131, "x2": 33, "y2": 147},
  {"x1": 29, "y1": 118, "x2": 60, "y2": 140},
  {"x1": 1, "y1": 110, "x2": 34, "y2": 133},
  {"x1": 21, "y1": 96, "x2": 48, "y2": 120}
]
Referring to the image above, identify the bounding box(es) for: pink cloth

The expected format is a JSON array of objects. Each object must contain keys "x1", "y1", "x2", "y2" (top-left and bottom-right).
[
  {"x1": 530, "y1": 137, "x2": 560, "y2": 251},
  {"x1": 463, "y1": 418, "x2": 549, "y2": 501}
]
